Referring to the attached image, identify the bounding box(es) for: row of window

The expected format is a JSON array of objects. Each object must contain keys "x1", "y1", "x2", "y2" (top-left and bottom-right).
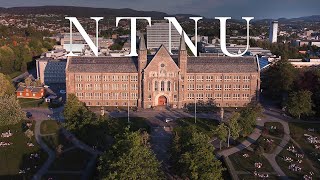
[
  {"x1": 149, "y1": 71, "x2": 177, "y2": 78},
  {"x1": 75, "y1": 75, "x2": 138, "y2": 82},
  {"x1": 85, "y1": 101, "x2": 138, "y2": 106},
  {"x1": 187, "y1": 93, "x2": 251, "y2": 100},
  {"x1": 187, "y1": 75, "x2": 251, "y2": 82},
  {"x1": 76, "y1": 92, "x2": 138, "y2": 100},
  {"x1": 76, "y1": 83, "x2": 138, "y2": 91},
  {"x1": 187, "y1": 84, "x2": 251, "y2": 91},
  {"x1": 153, "y1": 81, "x2": 178, "y2": 92}
]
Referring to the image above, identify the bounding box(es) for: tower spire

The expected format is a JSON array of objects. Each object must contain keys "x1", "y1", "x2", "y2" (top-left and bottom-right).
[
  {"x1": 139, "y1": 35, "x2": 146, "y2": 51},
  {"x1": 179, "y1": 33, "x2": 186, "y2": 51}
]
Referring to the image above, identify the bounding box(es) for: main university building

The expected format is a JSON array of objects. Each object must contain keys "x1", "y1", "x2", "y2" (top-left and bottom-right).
[{"x1": 66, "y1": 35, "x2": 260, "y2": 109}]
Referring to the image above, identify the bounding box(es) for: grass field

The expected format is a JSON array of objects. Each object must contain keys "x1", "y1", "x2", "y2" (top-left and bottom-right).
[
  {"x1": 48, "y1": 148, "x2": 91, "y2": 171},
  {"x1": 229, "y1": 148, "x2": 275, "y2": 173},
  {"x1": 175, "y1": 118, "x2": 219, "y2": 137},
  {"x1": 0, "y1": 121, "x2": 48, "y2": 179},
  {"x1": 289, "y1": 122, "x2": 320, "y2": 172},
  {"x1": 276, "y1": 141, "x2": 317, "y2": 179},
  {"x1": 18, "y1": 98, "x2": 48, "y2": 108},
  {"x1": 40, "y1": 120, "x2": 60, "y2": 135}
]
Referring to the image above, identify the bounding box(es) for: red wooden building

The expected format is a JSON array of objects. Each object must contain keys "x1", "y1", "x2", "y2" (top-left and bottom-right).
[{"x1": 16, "y1": 86, "x2": 45, "y2": 99}]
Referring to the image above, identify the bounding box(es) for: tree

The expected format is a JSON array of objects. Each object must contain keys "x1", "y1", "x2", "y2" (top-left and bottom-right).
[
  {"x1": 286, "y1": 90, "x2": 313, "y2": 119},
  {"x1": 24, "y1": 76, "x2": 32, "y2": 86},
  {"x1": 24, "y1": 129, "x2": 34, "y2": 140},
  {"x1": 0, "y1": 73, "x2": 15, "y2": 96},
  {"x1": 214, "y1": 123, "x2": 228, "y2": 150},
  {"x1": 172, "y1": 128, "x2": 224, "y2": 179},
  {"x1": 0, "y1": 95, "x2": 25, "y2": 126},
  {"x1": 228, "y1": 112, "x2": 241, "y2": 140},
  {"x1": 63, "y1": 94, "x2": 97, "y2": 132},
  {"x1": 97, "y1": 130, "x2": 164, "y2": 180},
  {"x1": 238, "y1": 103, "x2": 262, "y2": 137},
  {"x1": 263, "y1": 59, "x2": 297, "y2": 99}
]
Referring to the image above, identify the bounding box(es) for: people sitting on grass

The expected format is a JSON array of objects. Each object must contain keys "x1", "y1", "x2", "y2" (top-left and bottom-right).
[
  {"x1": 284, "y1": 156, "x2": 293, "y2": 162},
  {"x1": 254, "y1": 162, "x2": 263, "y2": 169},
  {"x1": 0, "y1": 141, "x2": 13, "y2": 147},
  {"x1": 1, "y1": 130, "x2": 13, "y2": 138},
  {"x1": 242, "y1": 153, "x2": 249, "y2": 158},
  {"x1": 289, "y1": 163, "x2": 302, "y2": 172},
  {"x1": 253, "y1": 171, "x2": 269, "y2": 178}
]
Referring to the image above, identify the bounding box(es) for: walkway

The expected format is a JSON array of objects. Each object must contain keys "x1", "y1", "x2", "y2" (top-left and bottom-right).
[
  {"x1": 33, "y1": 120, "x2": 102, "y2": 180},
  {"x1": 217, "y1": 109, "x2": 292, "y2": 180},
  {"x1": 32, "y1": 120, "x2": 56, "y2": 180}
]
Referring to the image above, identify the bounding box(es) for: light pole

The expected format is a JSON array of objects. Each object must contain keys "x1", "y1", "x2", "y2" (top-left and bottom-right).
[
  {"x1": 128, "y1": 74, "x2": 130, "y2": 123},
  {"x1": 194, "y1": 94, "x2": 197, "y2": 124},
  {"x1": 226, "y1": 126, "x2": 230, "y2": 148}
]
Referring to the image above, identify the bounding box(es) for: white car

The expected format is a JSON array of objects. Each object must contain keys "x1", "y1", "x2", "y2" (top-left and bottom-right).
[{"x1": 165, "y1": 118, "x2": 174, "y2": 123}]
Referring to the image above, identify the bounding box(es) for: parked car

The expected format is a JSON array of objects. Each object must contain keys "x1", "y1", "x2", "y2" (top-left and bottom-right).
[
  {"x1": 165, "y1": 118, "x2": 174, "y2": 123},
  {"x1": 26, "y1": 112, "x2": 32, "y2": 118}
]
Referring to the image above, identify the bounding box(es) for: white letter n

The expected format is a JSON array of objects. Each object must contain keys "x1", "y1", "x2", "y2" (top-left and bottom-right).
[{"x1": 65, "y1": 17, "x2": 103, "y2": 56}]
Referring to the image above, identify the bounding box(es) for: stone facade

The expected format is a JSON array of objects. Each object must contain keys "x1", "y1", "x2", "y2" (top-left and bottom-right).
[{"x1": 66, "y1": 36, "x2": 260, "y2": 109}]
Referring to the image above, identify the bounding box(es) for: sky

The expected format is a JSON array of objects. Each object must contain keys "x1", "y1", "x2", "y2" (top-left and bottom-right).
[{"x1": 1, "y1": 0, "x2": 320, "y2": 19}]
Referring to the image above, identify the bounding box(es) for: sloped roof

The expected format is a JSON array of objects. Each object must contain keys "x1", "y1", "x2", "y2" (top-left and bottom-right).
[
  {"x1": 67, "y1": 54, "x2": 258, "y2": 74},
  {"x1": 187, "y1": 56, "x2": 258, "y2": 73},
  {"x1": 67, "y1": 56, "x2": 138, "y2": 73}
]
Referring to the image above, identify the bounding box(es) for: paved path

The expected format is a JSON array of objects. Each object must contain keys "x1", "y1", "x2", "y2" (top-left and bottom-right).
[
  {"x1": 263, "y1": 120, "x2": 290, "y2": 180},
  {"x1": 217, "y1": 119, "x2": 264, "y2": 157},
  {"x1": 32, "y1": 120, "x2": 56, "y2": 180},
  {"x1": 60, "y1": 128, "x2": 102, "y2": 155},
  {"x1": 217, "y1": 109, "x2": 292, "y2": 179}
]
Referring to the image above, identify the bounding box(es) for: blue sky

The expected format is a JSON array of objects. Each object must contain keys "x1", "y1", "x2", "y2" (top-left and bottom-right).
[{"x1": 1, "y1": 0, "x2": 320, "y2": 19}]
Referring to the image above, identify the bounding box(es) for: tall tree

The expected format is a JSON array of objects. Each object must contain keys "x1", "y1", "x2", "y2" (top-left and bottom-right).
[
  {"x1": 263, "y1": 59, "x2": 297, "y2": 99},
  {"x1": 0, "y1": 73, "x2": 15, "y2": 96},
  {"x1": 0, "y1": 95, "x2": 25, "y2": 126},
  {"x1": 286, "y1": 90, "x2": 313, "y2": 119},
  {"x1": 64, "y1": 94, "x2": 96, "y2": 132},
  {"x1": 228, "y1": 112, "x2": 241, "y2": 140},
  {"x1": 238, "y1": 103, "x2": 262, "y2": 137},
  {"x1": 214, "y1": 123, "x2": 228, "y2": 150},
  {"x1": 172, "y1": 128, "x2": 224, "y2": 179},
  {"x1": 97, "y1": 130, "x2": 163, "y2": 180}
]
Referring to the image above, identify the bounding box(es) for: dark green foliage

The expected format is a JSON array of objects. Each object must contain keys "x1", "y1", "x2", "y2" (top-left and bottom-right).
[
  {"x1": 171, "y1": 127, "x2": 225, "y2": 180},
  {"x1": 97, "y1": 130, "x2": 164, "y2": 180}
]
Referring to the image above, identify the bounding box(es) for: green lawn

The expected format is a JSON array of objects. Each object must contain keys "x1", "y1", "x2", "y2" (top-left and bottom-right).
[
  {"x1": 9, "y1": 71, "x2": 23, "y2": 79},
  {"x1": 40, "y1": 120, "x2": 60, "y2": 135},
  {"x1": 263, "y1": 122, "x2": 284, "y2": 138},
  {"x1": 175, "y1": 118, "x2": 219, "y2": 137},
  {"x1": 229, "y1": 149, "x2": 275, "y2": 173},
  {"x1": 0, "y1": 121, "x2": 48, "y2": 179},
  {"x1": 70, "y1": 117, "x2": 150, "y2": 151},
  {"x1": 252, "y1": 135, "x2": 281, "y2": 154},
  {"x1": 289, "y1": 122, "x2": 320, "y2": 171},
  {"x1": 41, "y1": 132, "x2": 74, "y2": 151},
  {"x1": 48, "y1": 148, "x2": 91, "y2": 171},
  {"x1": 18, "y1": 98, "x2": 48, "y2": 108},
  {"x1": 276, "y1": 142, "x2": 317, "y2": 179}
]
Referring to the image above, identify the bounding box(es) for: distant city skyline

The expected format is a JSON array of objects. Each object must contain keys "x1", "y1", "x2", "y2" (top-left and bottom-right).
[{"x1": 1, "y1": 0, "x2": 320, "y2": 19}]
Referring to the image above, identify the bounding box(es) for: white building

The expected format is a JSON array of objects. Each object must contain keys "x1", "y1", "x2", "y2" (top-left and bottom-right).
[
  {"x1": 269, "y1": 21, "x2": 278, "y2": 43},
  {"x1": 147, "y1": 23, "x2": 181, "y2": 50}
]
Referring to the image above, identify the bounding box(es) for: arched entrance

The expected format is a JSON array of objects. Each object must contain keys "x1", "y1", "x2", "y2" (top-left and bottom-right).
[{"x1": 158, "y1": 95, "x2": 167, "y2": 106}]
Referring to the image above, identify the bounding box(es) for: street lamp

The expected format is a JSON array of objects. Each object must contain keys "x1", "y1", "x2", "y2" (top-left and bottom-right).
[
  {"x1": 226, "y1": 125, "x2": 231, "y2": 148},
  {"x1": 194, "y1": 95, "x2": 197, "y2": 124}
]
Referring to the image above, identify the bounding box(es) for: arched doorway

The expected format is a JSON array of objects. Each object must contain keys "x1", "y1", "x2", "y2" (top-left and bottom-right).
[{"x1": 158, "y1": 95, "x2": 167, "y2": 106}]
